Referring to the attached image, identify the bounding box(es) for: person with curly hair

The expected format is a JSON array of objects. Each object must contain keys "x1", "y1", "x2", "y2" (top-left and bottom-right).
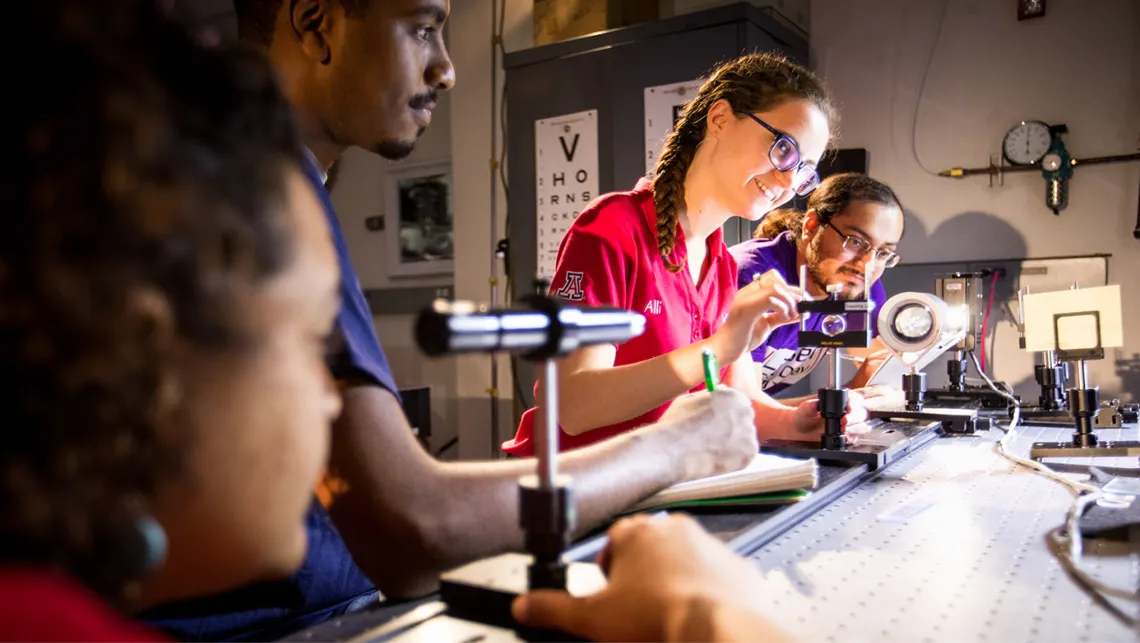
[
  {"x1": 504, "y1": 52, "x2": 870, "y2": 457},
  {"x1": 732, "y1": 173, "x2": 906, "y2": 404},
  {"x1": 0, "y1": 2, "x2": 340, "y2": 638},
  {"x1": 0, "y1": 3, "x2": 801, "y2": 642},
  {"x1": 141, "y1": 3, "x2": 760, "y2": 639}
]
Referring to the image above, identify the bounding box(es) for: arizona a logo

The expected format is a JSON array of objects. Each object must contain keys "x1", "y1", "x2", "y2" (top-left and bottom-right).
[{"x1": 556, "y1": 271, "x2": 585, "y2": 301}]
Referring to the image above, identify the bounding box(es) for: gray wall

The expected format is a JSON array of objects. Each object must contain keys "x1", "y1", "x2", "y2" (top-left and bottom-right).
[{"x1": 805, "y1": 0, "x2": 1139, "y2": 401}]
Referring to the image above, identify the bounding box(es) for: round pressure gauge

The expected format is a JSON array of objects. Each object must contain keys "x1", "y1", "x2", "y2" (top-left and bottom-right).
[
  {"x1": 1002, "y1": 120, "x2": 1051, "y2": 165},
  {"x1": 1041, "y1": 153, "x2": 1063, "y2": 172}
]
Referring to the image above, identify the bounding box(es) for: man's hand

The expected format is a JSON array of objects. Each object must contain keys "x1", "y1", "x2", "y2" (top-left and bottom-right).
[
  {"x1": 849, "y1": 349, "x2": 892, "y2": 388},
  {"x1": 652, "y1": 388, "x2": 758, "y2": 483},
  {"x1": 512, "y1": 514, "x2": 786, "y2": 642},
  {"x1": 851, "y1": 384, "x2": 904, "y2": 411},
  {"x1": 761, "y1": 390, "x2": 869, "y2": 441}
]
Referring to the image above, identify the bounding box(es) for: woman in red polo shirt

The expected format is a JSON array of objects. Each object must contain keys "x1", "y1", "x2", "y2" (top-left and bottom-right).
[{"x1": 504, "y1": 52, "x2": 868, "y2": 456}]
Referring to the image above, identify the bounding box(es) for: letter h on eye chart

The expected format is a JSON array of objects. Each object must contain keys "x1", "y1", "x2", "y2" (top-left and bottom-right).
[{"x1": 535, "y1": 110, "x2": 599, "y2": 281}]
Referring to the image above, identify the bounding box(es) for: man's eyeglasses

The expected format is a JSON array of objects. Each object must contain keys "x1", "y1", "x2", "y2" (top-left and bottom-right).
[
  {"x1": 735, "y1": 111, "x2": 820, "y2": 196},
  {"x1": 823, "y1": 220, "x2": 901, "y2": 268}
]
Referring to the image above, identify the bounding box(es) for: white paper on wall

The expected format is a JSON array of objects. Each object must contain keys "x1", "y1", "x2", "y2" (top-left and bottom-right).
[
  {"x1": 644, "y1": 79, "x2": 702, "y2": 175},
  {"x1": 535, "y1": 109, "x2": 599, "y2": 281},
  {"x1": 1022, "y1": 285, "x2": 1123, "y2": 353}
]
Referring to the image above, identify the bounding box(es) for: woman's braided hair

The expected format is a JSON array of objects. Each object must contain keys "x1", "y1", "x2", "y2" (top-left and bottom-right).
[
  {"x1": 752, "y1": 173, "x2": 903, "y2": 240},
  {"x1": 651, "y1": 52, "x2": 836, "y2": 272}
]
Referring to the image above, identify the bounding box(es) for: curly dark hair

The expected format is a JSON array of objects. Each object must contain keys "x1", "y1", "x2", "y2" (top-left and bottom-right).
[
  {"x1": 652, "y1": 52, "x2": 837, "y2": 272},
  {"x1": 752, "y1": 172, "x2": 903, "y2": 240},
  {"x1": 0, "y1": 1, "x2": 304, "y2": 603}
]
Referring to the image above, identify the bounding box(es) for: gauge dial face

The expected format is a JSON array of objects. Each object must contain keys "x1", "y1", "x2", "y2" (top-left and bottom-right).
[
  {"x1": 1041, "y1": 153, "x2": 1063, "y2": 172},
  {"x1": 1002, "y1": 121, "x2": 1051, "y2": 165}
]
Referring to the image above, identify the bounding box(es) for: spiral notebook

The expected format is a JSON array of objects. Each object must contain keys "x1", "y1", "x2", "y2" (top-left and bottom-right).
[{"x1": 628, "y1": 453, "x2": 818, "y2": 512}]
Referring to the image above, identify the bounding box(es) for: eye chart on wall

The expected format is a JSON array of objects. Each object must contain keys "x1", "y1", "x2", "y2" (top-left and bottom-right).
[
  {"x1": 644, "y1": 79, "x2": 702, "y2": 175},
  {"x1": 535, "y1": 109, "x2": 598, "y2": 281}
]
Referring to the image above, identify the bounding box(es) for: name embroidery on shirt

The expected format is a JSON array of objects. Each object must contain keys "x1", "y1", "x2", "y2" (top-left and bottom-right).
[{"x1": 643, "y1": 299, "x2": 663, "y2": 315}]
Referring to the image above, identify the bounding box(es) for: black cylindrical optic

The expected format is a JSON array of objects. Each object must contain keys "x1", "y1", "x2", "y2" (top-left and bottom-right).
[
  {"x1": 1069, "y1": 387, "x2": 1099, "y2": 447},
  {"x1": 1035, "y1": 364, "x2": 1066, "y2": 411},
  {"x1": 818, "y1": 388, "x2": 848, "y2": 450},
  {"x1": 947, "y1": 354, "x2": 967, "y2": 392},
  {"x1": 903, "y1": 372, "x2": 927, "y2": 412}
]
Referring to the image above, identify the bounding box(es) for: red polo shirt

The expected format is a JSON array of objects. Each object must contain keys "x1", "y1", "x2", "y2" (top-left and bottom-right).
[
  {"x1": 502, "y1": 178, "x2": 737, "y2": 456},
  {"x1": 0, "y1": 566, "x2": 167, "y2": 642}
]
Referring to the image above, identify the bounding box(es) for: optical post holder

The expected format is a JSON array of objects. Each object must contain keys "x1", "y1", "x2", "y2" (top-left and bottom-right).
[
  {"x1": 1011, "y1": 287, "x2": 1072, "y2": 420},
  {"x1": 921, "y1": 273, "x2": 1014, "y2": 410},
  {"x1": 760, "y1": 266, "x2": 938, "y2": 469},
  {"x1": 414, "y1": 286, "x2": 645, "y2": 639},
  {"x1": 1029, "y1": 307, "x2": 1140, "y2": 460}
]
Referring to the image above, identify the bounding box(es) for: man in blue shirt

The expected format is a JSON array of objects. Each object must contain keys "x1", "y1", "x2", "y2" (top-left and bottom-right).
[{"x1": 142, "y1": 1, "x2": 759, "y2": 639}]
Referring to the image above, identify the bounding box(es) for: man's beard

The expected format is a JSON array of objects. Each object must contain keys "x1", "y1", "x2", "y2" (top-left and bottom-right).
[
  {"x1": 372, "y1": 133, "x2": 421, "y2": 161},
  {"x1": 806, "y1": 237, "x2": 865, "y2": 300}
]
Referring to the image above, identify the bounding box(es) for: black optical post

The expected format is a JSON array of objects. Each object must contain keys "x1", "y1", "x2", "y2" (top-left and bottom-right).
[
  {"x1": 924, "y1": 272, "x2": 1013, "y2": 409},
  {"x1": 864, "y1": 292, "x2": 980, "y2": 434},
  {"x1": 903, "y1": 371, "x2": 927, "y2": 412},
  {"x1": 1015, "y1": 287, "x2": 1071, "y2": 419},
  {"x1": 808, "y1": 282, "x2": 857, "y2": 451},
  {"x1": 1028, "y1": 307, "x2": 1140, "y2": 460},
  {"x1": 760, "y1": 265, "x2": 897, "y2": 468},
  {"x1": 1034, "y1": 354, "x2": 1069, "y2": 412},
  {"x1": 415, "y1": 287, "x2": 645, "y2": 638}
]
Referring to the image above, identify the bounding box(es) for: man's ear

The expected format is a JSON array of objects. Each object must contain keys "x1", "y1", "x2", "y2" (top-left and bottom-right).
[
  {"x1": 288, "y1": 0, "x2": 334, "y2": 64},
  {"x1": 802, "y1": 208, "x2": 822, "y2": 241}
]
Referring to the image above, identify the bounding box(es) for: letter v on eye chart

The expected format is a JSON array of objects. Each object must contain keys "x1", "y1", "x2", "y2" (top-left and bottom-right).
[{"x1": 535, "y1": 109, "x2": 598, "y2": 281}]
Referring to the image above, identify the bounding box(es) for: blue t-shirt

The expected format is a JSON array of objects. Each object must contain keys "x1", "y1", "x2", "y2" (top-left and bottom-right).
[
  {"x1": 729, "y1": 232, "x2": 886, "y2": 396},
  {"x1": 140, "y1": 158, "x2": 399, "y2": 641}
]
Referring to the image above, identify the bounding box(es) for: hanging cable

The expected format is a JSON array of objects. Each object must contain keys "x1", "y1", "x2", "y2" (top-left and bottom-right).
[
  {"x1": 487, "y1": 0, "x2": 503, "y2": 455},
  {"x1": 966, "y1": 350, "x2": 1137, "y2": 622},
  {"x1": 979, "y1": 271, "x2": 998, "y2": 373},
  {"x1": 495, "y1": 0, "x2": 510, "y2": 206},
  {"x1": 488, "y1": 0, "x2": 531, "y2": 412},
  {"x1": 968, "y1": 349, "x2": 1095, "y2": 495},
  {"x1": 910, "y1": 0, "x2": 949, "y2": 177},
  {"x1": 1045, "y1": 502, "x2": 1139, "y2": 628}
]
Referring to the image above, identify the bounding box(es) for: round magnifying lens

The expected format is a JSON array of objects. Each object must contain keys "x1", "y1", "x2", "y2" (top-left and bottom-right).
[
  {"x1": 821, "y1": 314, "x2": 847, "y2": 337},
  {"x1": 893, "y1": 303, "x2": 933, "y2": 342}
]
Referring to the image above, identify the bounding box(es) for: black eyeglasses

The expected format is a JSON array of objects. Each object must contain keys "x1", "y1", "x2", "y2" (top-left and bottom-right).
[
  {"x1": 823, "y1": 220, "x2": 901, "y2": 268},
  {"x1": 735, "y1": 111, "x2": 820, "y2": 196}
]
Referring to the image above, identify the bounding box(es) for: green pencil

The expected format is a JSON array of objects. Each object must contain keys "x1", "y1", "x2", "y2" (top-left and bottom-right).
[{"x1": 702, "y1": 349, "x2": 719, "y2": 392}]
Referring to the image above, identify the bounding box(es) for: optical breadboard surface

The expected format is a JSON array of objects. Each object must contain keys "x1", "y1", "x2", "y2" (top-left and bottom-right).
[{"x1": 744, "y1": 424, "x2": 1139, "y2": 641}]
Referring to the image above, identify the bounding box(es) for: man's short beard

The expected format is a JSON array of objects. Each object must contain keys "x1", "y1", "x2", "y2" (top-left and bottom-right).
[
  {"x1": 372, "y1": 137, "x2": 417, "y2": 161},
  {"x1": 806, "y1": 235, "x2": 865, "y2": 300}
]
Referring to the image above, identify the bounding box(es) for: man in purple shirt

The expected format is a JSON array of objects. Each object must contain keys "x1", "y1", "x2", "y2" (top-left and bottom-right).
[{"x1": 730, "y1": 173, "x2": 904, "y2": 401}]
